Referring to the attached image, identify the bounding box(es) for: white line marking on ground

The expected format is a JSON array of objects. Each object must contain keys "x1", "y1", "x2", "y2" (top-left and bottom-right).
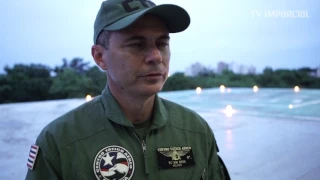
[{"x1": 292, "y1": 99, "x2": 320, "y2": 108}]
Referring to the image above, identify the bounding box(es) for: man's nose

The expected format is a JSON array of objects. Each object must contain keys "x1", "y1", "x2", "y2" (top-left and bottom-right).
[{"x1": 145, "y1": 46, "x2": 162, "y2": 64}]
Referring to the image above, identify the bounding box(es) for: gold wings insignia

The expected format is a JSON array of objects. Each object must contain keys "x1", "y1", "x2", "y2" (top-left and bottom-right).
[
  {"x1": 159, "y1": 150, "x2": 190, "y2": 160},
  {"x1": 159, "y1": 151, "x2": 174, "y2": 158},
  {"x1": 177, "y1": 150, "x2": 190, "y2": 157}
]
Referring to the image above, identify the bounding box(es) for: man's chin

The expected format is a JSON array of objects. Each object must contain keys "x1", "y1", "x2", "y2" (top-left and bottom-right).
[{"x1": 139, "y1": 84, "x2": 163, "y2": 95}]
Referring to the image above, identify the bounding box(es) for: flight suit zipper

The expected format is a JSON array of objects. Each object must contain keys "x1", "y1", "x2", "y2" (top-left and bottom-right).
[
  {"x1": 142, "y1": 140, "x2": 147, "y2": 153},
  {"x1": 134, "y1": 132, "x2": 150, "y2": 176},
  {"x1": 201, "y1": 168, "x2": 206, "y2": 180}
]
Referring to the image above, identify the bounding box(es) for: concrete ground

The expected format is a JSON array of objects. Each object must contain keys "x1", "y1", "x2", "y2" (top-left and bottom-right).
[{"x1": 0, "y1": 88, "x2": 319, "y2": 179}]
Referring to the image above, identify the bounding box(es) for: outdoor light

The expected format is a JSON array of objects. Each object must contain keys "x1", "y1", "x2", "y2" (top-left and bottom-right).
[
  {"x1": 225, "y1": 105, "x2": 235, "y2": 117},
  {"x1": 86, "y1": 95, "x2": 93, "y2": 102},
  {"x1": 196, "y1": 87, "x2": 202, "y2": 94},
  {"x1": 220, "y1": 85, "x2": 226, "y2": 93},
  {"x1": 253, "y1": 85, "x2": 259, "y2": 92},
  {"x1": 294, "y1": 86, "x2": 300, "y2": 92},
  {"x1": 289, "y1": 104, "x2": 293, "y2": 109}
]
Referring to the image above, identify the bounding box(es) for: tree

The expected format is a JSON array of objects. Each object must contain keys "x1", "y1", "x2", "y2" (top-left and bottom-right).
[
  {"x1": 1, "y1": 64, "x2": 52, "y2": 103},
  {"x1": 0, "y1": 75, "x2": 12, "y2": 103},
  {"x1": 8, "y1": 64, "x2": 52, "y2": 101},
  {"x1": 258, "y1": 67, "x2": 275, "y2": 87},
  {"x1": 54, "y1": 58, "x2": 90, "y2": 75},
  {"x1": 49, "y1": 69, "x2": 93, "y2": 99},
  {"x1": 163, "y1": 73, "x2": 196, "y2": 91},
  {"x1": 85, "y1": 66, "x2": 107, "y2": 96}
]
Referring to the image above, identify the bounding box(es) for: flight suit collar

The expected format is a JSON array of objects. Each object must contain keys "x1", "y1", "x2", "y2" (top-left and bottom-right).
[
  {"x1": 151, "y1": 93, "x2": 168, "y2": 130},
  {"x1": 100, "y1": 84, "x2": 168, "y2": 130}
]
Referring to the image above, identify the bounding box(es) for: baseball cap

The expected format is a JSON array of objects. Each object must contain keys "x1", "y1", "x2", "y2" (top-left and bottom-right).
[{"x1": 93, "y1": 0, "x2": 190, "y2": 44}]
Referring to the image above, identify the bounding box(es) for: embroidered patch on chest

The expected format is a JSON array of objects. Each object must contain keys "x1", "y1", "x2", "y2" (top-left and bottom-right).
[
  {"x1": 27, "y1": 144, "x2": 39, "y2": 170},
  {"x1": 93, "y1": 145, "x2": 134, "y2": 180},
  {"x1": 157, "y1": 146, "x2": 195, "y2": 169}
]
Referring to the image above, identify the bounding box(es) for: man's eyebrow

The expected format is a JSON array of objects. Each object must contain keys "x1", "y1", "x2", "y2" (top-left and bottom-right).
[
  {"x1": 124, "y1": 35, "x2": 170, "y2": 42},
  {"x1": 124, "y1": 36, "x2": 145, "y2": 42},
  {"x1": 158, "y1": 35, "x2": 170, "y2": 40}
]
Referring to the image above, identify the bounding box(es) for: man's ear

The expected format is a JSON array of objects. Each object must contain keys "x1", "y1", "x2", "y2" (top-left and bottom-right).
[{"x1": 91, "y1": 45, "x2": 108, "y2": 70}]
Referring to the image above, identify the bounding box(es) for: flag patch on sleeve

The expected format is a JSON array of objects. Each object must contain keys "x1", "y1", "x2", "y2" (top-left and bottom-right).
[{"x1": 27, "y1": 144, "x2": 39, "y2": 170}]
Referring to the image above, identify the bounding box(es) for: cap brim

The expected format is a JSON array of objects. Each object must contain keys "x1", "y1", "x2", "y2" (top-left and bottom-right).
[{"x1": 103, "y1": 4, "x2": 190, "y2": 33}]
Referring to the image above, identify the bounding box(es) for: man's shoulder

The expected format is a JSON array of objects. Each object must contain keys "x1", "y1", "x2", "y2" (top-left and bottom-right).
[
  {"x1": 36, "y1": 96, "x2": 105, "y2": 148},
  {"x1": 160, "y1": 97, "x2": 211, "y2": 134}
]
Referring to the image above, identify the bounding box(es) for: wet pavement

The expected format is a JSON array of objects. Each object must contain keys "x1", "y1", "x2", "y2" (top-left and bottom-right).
[{"x1": 160, "y1": 88, "x2": 320, "y2": 180}]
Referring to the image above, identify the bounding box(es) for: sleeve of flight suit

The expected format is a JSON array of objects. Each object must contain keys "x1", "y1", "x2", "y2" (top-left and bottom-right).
[
  {"x1": 205, "y1": 124, "x2": 230, "y2": 180},
  {"x1": 25, "y1": 138, "x2": 62, "y2": 180}
]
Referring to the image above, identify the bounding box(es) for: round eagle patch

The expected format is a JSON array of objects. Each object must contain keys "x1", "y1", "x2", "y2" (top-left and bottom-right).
[{"x1": 93, "y1": 145, "x2": 134, "y2": 180}]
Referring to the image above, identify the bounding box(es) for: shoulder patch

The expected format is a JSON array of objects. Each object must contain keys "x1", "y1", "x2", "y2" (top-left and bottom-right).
[
  {"x1": 93, "y1": 145, "x2": 134, "y2": 180},
  {"x1": 27, "y1": 144, "x2": 39, "y2": 170}
]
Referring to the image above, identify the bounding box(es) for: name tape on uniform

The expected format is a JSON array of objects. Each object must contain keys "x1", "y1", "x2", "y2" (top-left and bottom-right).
[{"x1": 157, "y1": 146, "x2": 195, "y2": 169}]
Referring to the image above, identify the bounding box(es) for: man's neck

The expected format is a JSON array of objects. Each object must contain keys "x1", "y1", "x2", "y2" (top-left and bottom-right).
[{"x1": 108, "y1": 85, "x2": 155, "y2": 124}]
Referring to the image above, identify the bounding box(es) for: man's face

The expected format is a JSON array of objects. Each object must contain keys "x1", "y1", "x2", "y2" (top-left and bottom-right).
[{"x1": 102, "y1": 15, "x2": 170, "y2": 97}]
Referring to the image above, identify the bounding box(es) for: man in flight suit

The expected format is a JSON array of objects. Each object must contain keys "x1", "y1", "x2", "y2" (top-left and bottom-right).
[{"x1": 25, "y1": 0, "x2": 230, "y2": 179}]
